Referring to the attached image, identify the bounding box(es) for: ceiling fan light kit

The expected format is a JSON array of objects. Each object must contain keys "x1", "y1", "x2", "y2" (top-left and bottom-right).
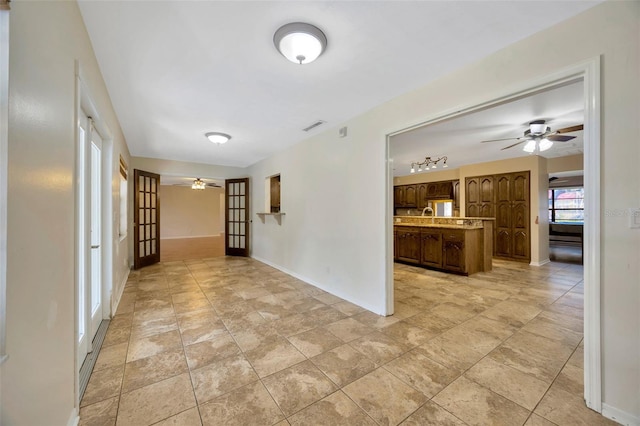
[
  {"x1": 192, "y1": 178, "x2": 206, "y2": 190},
  {"x1": 205, "y1": 132, "x2": 231, "y2": 144},
  {"x1": 480, "y1": 120, "x2": 583, "y2": 153},
  {"x1": 274, "y1": 22, "x2": 327, "y2": 64}
]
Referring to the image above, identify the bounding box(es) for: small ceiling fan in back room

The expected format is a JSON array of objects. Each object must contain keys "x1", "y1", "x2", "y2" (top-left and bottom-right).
[
  {"x1": 481, "y1": 119, "x2": 583, "y2": 153},
  {"x1": 173, "y1": 178, "x2": 222, "y2": 190}
]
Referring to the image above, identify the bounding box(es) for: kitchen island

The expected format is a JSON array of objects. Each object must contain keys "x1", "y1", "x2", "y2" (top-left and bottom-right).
[{"x1": 393, "y1": 216, "x2": 494, "y2": 275}]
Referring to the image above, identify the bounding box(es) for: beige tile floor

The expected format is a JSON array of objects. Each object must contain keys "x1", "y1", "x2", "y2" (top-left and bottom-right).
[{"x1": 79, "y1": 257, "x2": 618, "y2": 426}]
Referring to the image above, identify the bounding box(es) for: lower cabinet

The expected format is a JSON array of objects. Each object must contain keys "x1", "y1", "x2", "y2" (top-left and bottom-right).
[
  {"x1": 395, "y1": 227, "x2": 421, "y2": 263},
  {"x1": 442, "y1": 231, "x2": 465, "y2": 273},
  {"x1": 395, "y1": 227, "x2": 483, "y2": 275},
  {"x1": 420, "y1": 230, "x2": 442, "y2": 268}
]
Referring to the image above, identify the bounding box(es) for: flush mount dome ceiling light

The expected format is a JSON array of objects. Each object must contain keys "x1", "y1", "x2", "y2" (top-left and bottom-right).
[
  {"x1": 205, "y1": 132, "x2": 231, "y2": 144},
  {"x1": 273, "y1": 22, "x2": 327, "y2": 65}
]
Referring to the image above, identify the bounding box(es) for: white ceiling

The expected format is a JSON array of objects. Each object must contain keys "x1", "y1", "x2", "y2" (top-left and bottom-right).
[
  {"x1": 391, "y1": 81, "x2": 585, "y2": 176},
  {"x1": 78, "y1": 1, "x2": 600, "y2": 168}
]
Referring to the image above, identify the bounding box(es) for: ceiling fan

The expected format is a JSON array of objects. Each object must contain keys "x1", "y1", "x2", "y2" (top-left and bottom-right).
[
  {"x1": 172, "y1": 178, "x2": 222, "y2": 190},
  {"x1": 481, "y1": 120, "x2": 583, "y2": 152}
]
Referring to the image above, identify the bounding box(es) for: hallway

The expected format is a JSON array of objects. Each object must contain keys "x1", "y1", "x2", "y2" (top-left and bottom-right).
[{"x1": 79, "y1": 257, "x2": 615, "y2": 425}]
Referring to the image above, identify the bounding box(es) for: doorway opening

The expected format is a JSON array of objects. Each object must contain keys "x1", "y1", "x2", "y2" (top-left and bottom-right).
[
  {"x1": 75, "y1": 71, "x2": 114, "y2": 403},
  {"x1": 157, "y1": 175, "x2": 226, "y2": 262},
  {"x1": 385, "y1": 58, "x2": 601, "y2": 411}
]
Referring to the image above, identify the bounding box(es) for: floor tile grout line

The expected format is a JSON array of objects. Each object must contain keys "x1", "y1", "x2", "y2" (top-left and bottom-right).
[{"x1": 82, "y1": 257, "x2": 587, "y2": 425}]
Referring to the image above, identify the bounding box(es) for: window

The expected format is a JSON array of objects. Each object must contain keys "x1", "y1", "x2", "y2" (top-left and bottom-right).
[
  {"x1": 119, "y1": 156, "x2": 128, "y2": 239},
  {"x1": 549, "y1": 187, "x2": 584, "y2": 223}
]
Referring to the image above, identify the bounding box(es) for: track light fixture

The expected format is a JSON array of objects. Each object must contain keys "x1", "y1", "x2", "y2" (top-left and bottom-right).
[{"x1": 410, "y1": 156, "x2": 448, "y2": 173}]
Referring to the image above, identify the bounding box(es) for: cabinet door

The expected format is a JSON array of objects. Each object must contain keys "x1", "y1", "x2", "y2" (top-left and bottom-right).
[
  {"x1": 394, "y1": 230, "x2": 398, "y2": 261},
  {"x1": 465, "y1": 177, "x2": 481, "y2": 217},
  {"x1": 453, "y1": 180, "x2": 460, "y2": 210},
  {"x1": 397, "y1": 229, "x2": 421, "y2": 263},
  {"x1": 417, "y1": 184, "x2": 429, "y2": 209},
  {"x1": 438, "y1": 181, "x2": 453, "y2": 198},
  {"x1": 480, "y1": 177, "x2": 494, "y2": 203},
  {"x1": 420, "y1": 230, "x2": 442, "y2": 268},
  {"x1": 404, "y1": 185, "x2": 417, "y2": 207},
  {"x1": 479, "y1": 176, "x2": 494, "y2": 217},
  {"x1": 494, "y1": 174, "x2": 512, "y2": 257},
  {"x1": 394, "y1": 186, "x2": 405, "y2": 208},
  {"x1": 442, "y1": 232, "x2": 465, "y2": 272},
  {"x1": 427, "y1": 183, "x2": 438, "y2": 198},
  {"x1": 511, "y1": 171, "x2": 530, "y2": 260}
]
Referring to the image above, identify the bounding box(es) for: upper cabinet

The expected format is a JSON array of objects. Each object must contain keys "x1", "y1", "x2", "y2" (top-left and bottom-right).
[
  {"x1": 394, "y1": 180, "x2": 458, "y2": 209},
  {"x1": 394, "y1": 184, "x2": 417, "y2": 208}
]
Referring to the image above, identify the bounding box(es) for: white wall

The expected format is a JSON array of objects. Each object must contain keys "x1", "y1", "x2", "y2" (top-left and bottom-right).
[
  {"x1": 160, "y1": 185, "x2": 224, "y2": 238},
  {"x1": 249, "y1": 1, "x2": 639, "y2": 419},
  {"x1": 2, "y1": 1, "x2": 131, "y2": 425}
]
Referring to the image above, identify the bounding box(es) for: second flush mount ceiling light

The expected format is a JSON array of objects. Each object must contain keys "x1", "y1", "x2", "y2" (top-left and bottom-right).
[{"x1": 274, "y1": 22, "x2": 327, "y2": 65}]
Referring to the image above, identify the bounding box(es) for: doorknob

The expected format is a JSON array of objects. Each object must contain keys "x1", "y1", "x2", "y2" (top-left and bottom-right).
[{"x1": 91, "y1": 245, "x2": 100, "y2": 249}]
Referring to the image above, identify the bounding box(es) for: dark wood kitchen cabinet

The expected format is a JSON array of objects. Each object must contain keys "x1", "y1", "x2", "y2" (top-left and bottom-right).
[
  {"x1": 394, "y1": 226, "x2": 484, "y2": 275},
  {"x1": 417, "y1": 184, "x2": 429, "y2": 209},
  {"x1": 395, "y1": 227, "x2": 421, "y2": 263},
  {"x1": 420, "y1": 229, "x2": 442, "y2": 268},
  {"x1": 453, "y1": 180, "x2": 460, "y2": 210},
  {"x1": 442, "y1": 231, "x2": 465, "y2": 273},
  {"x1": 394, "y1": 186, "x2": 405, "y2": 208},
  {"x1": 466, "y1": 176, "x2": 494, "y2": 218},
  {"x1": 466, "y1": 171, "x2": 530, "y2": 262},
  {"x1": 394, "y1": 184, "x2": 417, "y2": 208},
  {"x1": 494, "y1": 171, "x2": 530, "y2": 261}
]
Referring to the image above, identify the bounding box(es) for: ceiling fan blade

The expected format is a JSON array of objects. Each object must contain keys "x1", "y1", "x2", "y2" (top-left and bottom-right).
[
  {"x1": 556, "y1": 124, "x2": 583, "y2": 134},
  {"x1": 547, "y1": 135, "x2": 575, "y2": 142},
  {"x1": 501, "y1": 140, "x2": 525, "y2": 150},
  {"x1": 481, "y1": 137, "x2": 520, "y2": 143}
]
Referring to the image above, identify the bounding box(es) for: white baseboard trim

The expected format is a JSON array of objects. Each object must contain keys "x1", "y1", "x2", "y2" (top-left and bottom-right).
[
  {"x1": 602, "y1": 403, "x2": 640, "y2": 426},
  {"x1": 161, "y1": 234, "x2": 222, "y2": 240},
  {"x1": 251, "y1": 255, "x2": 383, "y2": 315},
  {"x1": 530, "y1": 258, "x2": 551, "y2": 267},
  {"x1": 111, "y1": 269, "x2": 130, "y2": 316},
  {"x1": 67, "y1": 407, "x2": 79, "y2": 426}
]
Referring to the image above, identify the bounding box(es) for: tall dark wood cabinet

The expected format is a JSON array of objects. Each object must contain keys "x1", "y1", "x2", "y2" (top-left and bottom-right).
[
  {"x1": 494, "y1": 172, "x2": 530, "y2": 261},
  {"x1": 467, "y1": 171, "x2": 530, "y2": 262},
  {"x1": 466, "y1": 176, "x2": 494, "y2": 218}
]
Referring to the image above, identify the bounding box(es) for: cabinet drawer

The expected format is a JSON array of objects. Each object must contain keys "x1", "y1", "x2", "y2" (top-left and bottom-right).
[{"x1": 442, "y1": 230, "x2": 464, "y2": 242}]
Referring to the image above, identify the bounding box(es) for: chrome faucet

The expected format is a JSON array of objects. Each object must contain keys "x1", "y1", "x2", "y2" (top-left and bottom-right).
[{"x1": 421, "y1": 206, "x2": 435, "y2": 223}]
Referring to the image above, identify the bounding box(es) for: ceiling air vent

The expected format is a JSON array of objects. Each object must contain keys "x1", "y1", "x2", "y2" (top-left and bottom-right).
[{"x1": 302, "y1": 120, "x2": 326, "y2": 132}]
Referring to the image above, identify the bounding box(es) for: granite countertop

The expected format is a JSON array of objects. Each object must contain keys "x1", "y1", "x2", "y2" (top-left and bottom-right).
[
  {"x1": 393, "y1": 216, "x2": 486, "y2": 230},
  {"x1": 394, "y1": 222, "x2": 483, "y2": 230}
]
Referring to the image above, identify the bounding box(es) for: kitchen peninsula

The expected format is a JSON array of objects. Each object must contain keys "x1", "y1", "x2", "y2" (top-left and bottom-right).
[{"x1": 394, "y1": 216, "x2": 494, "y2": 275}]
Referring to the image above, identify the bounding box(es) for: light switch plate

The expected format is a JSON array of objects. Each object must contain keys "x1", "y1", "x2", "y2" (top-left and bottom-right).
[{"x1": 629, "y1": 208, "x2": 640, "y2": 228}]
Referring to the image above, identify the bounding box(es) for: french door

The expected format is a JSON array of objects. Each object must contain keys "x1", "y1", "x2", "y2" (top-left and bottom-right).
[
  {"x1": 225, "y1": 178, "x2": 250, "y2": 256},
  {"x1": 77, "y1": 113, "x2": 104, "y2": 363},
  {"x1": 134, "y1": 169, "x2": 160, "y2": 269}
]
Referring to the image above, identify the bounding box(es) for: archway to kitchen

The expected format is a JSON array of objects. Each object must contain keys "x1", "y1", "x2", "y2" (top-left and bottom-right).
[{"x1": 384, "y1": 58, "x2": 601, "y2": 410}]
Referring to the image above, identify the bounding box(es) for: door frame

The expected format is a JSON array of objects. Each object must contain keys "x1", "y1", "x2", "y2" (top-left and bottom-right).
[
  {"x1": 225, "y1": 178, "x2": 250, "y2": 257},
  {"x1": 133, "y1": 169, "x2": 161, "y2": 269},
  {"x1": 385, "y1": 57, "x2": 601, "y2": 411},
  {"x1": 74, "y1": 63, "x2": 114, "y2": 406}
]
